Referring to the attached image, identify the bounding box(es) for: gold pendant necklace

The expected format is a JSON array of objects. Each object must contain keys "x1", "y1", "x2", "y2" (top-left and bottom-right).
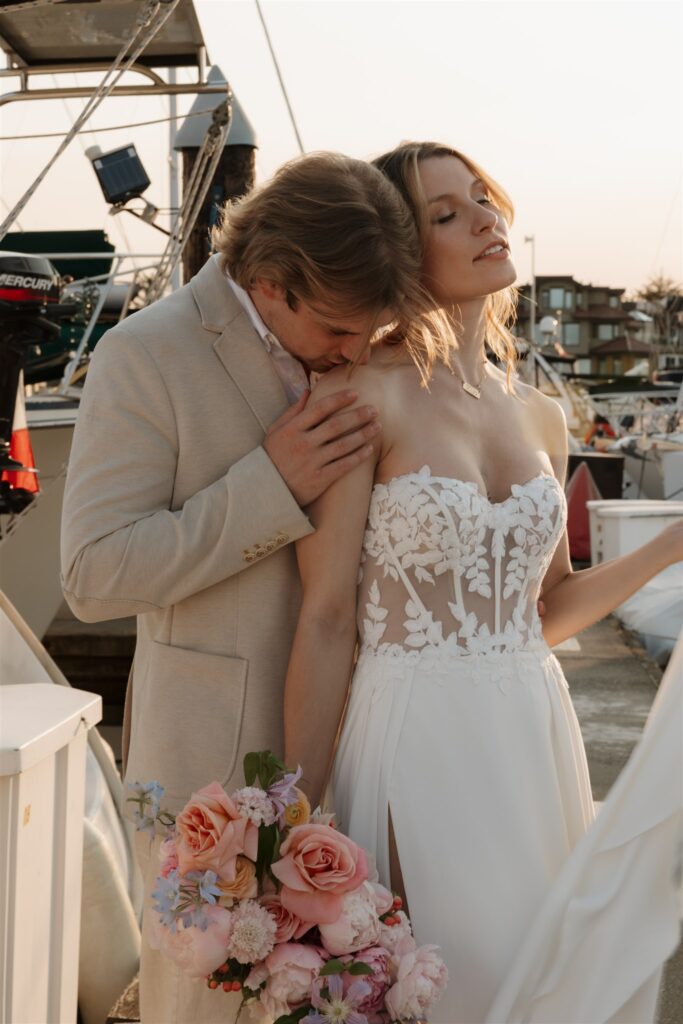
[{"x1": 449, "y1": 359, "x2": 488, "y2": 399}]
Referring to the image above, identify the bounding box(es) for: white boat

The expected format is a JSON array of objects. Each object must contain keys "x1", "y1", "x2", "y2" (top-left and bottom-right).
[{"x1": 587, "y1": 498, "x2": 683, "y2": 665}]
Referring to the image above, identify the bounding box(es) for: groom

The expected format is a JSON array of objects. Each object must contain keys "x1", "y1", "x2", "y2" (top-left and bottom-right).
[{"x1": 60, "y1": 151, "x2": 422, "y2": 1022}]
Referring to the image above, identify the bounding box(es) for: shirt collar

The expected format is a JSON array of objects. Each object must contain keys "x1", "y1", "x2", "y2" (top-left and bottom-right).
[{"x1": 226, "y1": 276, "x2": 283, "y2": 353}]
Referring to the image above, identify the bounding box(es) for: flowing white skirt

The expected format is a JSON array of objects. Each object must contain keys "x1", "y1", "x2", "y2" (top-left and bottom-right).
[{"x1": 331, "y1": 641, "x2": 681, "y2": 1023}]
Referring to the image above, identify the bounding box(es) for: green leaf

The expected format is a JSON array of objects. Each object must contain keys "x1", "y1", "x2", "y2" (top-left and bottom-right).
[
  {"x1": 243, "y1": 752, "x2": 260, "y2": 787},
  {"x1": 319, "y1": 958, "x2": 346, "y2": 977},
  {"x1": 256, "y1": 822, "x2": 277, "y2": 884},
  {"x1": 347, "y1": 961, "x2": 374, "y2": 976}
]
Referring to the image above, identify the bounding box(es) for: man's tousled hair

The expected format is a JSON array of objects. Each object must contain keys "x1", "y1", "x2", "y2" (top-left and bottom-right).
[{"x1": 213, "y1": 151, "x2": 453, "y2": 381}]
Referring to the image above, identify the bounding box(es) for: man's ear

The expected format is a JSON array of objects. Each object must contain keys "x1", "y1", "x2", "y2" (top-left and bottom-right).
[{"x1": 252, "y1": 277, "x2": 287, "y2": 303}]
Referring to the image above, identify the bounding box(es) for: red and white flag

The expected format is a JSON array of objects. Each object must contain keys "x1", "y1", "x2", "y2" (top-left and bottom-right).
[{"x1": 0, "y1": 372, "x2": 39, "y2": 494}]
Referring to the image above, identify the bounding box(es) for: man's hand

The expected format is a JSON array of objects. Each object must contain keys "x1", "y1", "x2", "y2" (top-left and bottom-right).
[{"x1": 263, "y1": 389, "x2": 380, "y2": 506}]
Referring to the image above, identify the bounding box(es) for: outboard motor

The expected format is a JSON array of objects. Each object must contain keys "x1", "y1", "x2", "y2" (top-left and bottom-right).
[{"x1": 0, "y1": 251, "x2": 61, "y2": 513}]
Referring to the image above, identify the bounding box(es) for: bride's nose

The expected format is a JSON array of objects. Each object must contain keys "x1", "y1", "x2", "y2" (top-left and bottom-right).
[{"x1": 473, "y1": 204, "x2": 498, "y2": 233}]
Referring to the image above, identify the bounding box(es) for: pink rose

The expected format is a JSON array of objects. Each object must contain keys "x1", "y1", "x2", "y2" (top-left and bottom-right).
[
  {"x1": 319, "y1": 883, "x2": 381, "y2": 955},
  {"x1": 271, "y1": 824, "x2": 368, "y2": 924},
  {"x1": 342, "y1": 946, "x2": 392, "y2": 1023},
  {"x1": 175, "y1": 781, "x2": 258, "y2": 880},
  {"x1": 385, "y1": 943, "x2": 448, "y2": 1021},
  {"x1": 259, "y1": 942, "x2": 326, "y2": 1020},
  {"x1": 148, "y1": 905, "x2": 233, "y2": 980},
  {"x1": 260, "y1": 894, "x2": 311, "y2": 943}
]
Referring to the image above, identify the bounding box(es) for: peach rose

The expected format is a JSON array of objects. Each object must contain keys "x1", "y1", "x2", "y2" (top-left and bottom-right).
[
  {"x1": 175, "y1": 781, "x2": 258, "y2": 880},
  {"x1": 271, "y1": 824, "x2": 368, "y2": 925},
  {"x1": 217, "y1": 856, "x2": 258, "y2": 907},
  {"x1": 260, "y1": 894, "x2": 311, "y2": 943}
]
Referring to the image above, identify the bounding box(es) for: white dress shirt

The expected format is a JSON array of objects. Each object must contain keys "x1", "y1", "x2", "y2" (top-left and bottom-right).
[{"x1": 226, "y1": 277, "x2": 310, "y2": 403}]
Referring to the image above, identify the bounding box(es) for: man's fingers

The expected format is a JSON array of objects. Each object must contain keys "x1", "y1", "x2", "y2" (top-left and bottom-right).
[
  {"x1": 310, "y1": 405, "x2": 379, "y2": 444},
  {"x1": 299, "y1": 390, "x2": 360, "y2": 429},
  {"x1": 315, "y1": 444, "x2": 377, "y2": 488},
  {"x1": 319, "y1": 421, "x2": 381, "y2": 463}
]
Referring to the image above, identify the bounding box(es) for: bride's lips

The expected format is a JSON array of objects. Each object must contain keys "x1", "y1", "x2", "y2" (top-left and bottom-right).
[{"x1": 474, "y1": 240, "x2": 510, "y2": 262}]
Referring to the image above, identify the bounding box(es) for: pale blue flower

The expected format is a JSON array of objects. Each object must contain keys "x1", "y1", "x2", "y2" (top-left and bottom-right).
[
  {"x1": 127, "y1": 779, "x2": 166, "y2": 835},
  {"x1": 151, "y1": 870, "x2": 182, "y2": 930}
]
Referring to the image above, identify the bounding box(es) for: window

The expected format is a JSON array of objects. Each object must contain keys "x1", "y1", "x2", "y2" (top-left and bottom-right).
[
  {"x1": 609, "y1": 295, "x2": 619, "y2": 308},
  {"x1": 564, "y1": 291, "x2": 573, "y2": 309},
  {"x1": 550, "y1": 287, "x2": 565, "y2": 308},
  {"x1": 597, "y1": 324, "x2": 615, "y2": 341},
  {"x1": 576, "y1": 292, "x2": 584, "y2": 308},
  {"x1": 541, "y1": 290, "x2": 549, "y2": 307},
  {"x1": 563, "y1": 323, "x2": 580, "y2": 346},
  {"x1": 575, "y1": 358, "x2": 592, "y2": 374}
]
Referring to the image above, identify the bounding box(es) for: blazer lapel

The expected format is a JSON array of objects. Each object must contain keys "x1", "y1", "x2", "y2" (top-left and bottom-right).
[{"x1": 191, "y1": 255, "x2": 290, "y2": 431}]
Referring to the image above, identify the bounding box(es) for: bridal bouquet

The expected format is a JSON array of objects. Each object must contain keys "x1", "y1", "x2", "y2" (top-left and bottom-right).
[{"x1": 128, "y1": 751, "x2": 447, "y2": 1024}]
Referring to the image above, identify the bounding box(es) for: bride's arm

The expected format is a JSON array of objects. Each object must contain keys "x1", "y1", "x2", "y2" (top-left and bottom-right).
[
  {"x1": 539, "y1": 400, "x2": 683, "y2": 648},
  {"x1": 283, "y1": 373, "x2": 382, "y2": 807}
]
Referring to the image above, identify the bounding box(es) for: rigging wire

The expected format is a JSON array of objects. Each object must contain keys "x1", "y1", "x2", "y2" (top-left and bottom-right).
[
  {"x1": 0, "y1": 107, "x2": 208, "y2": 142},
  {"x1": 649, "y1": 178, "x2": 682, "y2": 278},
  {"x1": 254, "y1": 0, "x2": 305, "y2": 154}
]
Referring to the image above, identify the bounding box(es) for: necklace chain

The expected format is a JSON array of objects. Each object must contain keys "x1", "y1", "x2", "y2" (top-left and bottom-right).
[{"x1": 448, "y1": 358, "x2": 489, "y2": 399}]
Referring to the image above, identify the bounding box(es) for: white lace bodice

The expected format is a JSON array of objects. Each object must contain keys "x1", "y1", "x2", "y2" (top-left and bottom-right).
[{"x1": 358, "y1": 466, "x2": 566, "y2": 659}]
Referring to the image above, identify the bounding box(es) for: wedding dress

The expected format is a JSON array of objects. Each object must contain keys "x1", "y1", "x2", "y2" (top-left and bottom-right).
[{"x1": 331, "y1": 466, "x2": 599, "y2": 1023}]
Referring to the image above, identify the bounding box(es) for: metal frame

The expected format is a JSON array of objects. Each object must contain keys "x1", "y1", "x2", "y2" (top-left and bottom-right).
[{"x1": 0, "y1": 59, "x2": 228, "y2": 108}]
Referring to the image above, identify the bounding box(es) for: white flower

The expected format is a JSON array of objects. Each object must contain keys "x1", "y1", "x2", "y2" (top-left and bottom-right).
[
  {"x1": 378, "y1": 910, "x2": 414, "y2": 956},
  {"x1": 227, "y1": 900, "x2": 277, "y2": 964},
  {"x1": 231, "y1": 786, "x2": 278, "y2": 827},
  {"x1": 319, "y1": 882, "x2": 381, "y2": 955},
  {"x1": 310, "y1": 806, "x2": 336, "y2": 827}
]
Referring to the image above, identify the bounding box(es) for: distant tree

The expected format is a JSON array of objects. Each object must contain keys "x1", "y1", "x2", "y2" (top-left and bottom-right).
[
  {"x1": 635, "y1": 274, "x2": 682, "y2": 303},
  {"x1": 635, "y1": 274, "x2": 683, "y2": 349}
]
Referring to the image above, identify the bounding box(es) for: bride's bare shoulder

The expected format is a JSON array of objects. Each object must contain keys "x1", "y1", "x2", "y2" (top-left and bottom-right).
[{"x1": 310, "y1": 344, "x2": 414, "y2": 411}]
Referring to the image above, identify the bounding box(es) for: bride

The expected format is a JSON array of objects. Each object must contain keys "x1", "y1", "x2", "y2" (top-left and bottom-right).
[{"x1": 282, "y1": 141, "x2": 683, "y2": 1023}]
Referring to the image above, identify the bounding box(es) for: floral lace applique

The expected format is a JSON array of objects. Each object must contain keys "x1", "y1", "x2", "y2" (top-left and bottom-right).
[{"x1": 358, "y1": 467, "x2": 565, "y2": 658}]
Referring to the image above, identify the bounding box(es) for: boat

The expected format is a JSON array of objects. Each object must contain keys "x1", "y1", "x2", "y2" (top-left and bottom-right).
[{"x1": 0, "y1": 2, "x2": 243, "y2": 1019}]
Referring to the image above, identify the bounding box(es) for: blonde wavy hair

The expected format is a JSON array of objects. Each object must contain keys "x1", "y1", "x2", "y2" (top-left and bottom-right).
[
  {"x1": 373, "y1": 141, "x2": 519, "y2": 387},
  {"x1": 212, "y1": 151, "x2": 453, "y2": 384}
]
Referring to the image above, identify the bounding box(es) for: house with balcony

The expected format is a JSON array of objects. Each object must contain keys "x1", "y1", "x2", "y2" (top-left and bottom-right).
[{"x1": 514, "y1": 276, "x2": 654, "y2": 375}]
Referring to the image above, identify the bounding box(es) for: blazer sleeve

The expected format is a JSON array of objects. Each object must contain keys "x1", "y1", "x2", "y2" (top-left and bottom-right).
[{"x1": 60, "y1": 327, "x2": 313, "y2": 622}]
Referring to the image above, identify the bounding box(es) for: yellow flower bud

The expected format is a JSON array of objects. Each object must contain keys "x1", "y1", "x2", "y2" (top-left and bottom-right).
[{"x1": 284, "y1": 787, "x2": 311, "y2": 828}]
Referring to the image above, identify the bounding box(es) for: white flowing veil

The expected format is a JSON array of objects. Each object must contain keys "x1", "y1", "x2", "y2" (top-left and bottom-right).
[{"x1": 486, "y1": 632, "x2": 683, "y2": 1024}]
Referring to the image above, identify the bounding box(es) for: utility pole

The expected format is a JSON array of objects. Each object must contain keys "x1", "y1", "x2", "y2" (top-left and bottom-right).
[{"x1": 524, "y1": 235, "x2": 536, "y2": 345}]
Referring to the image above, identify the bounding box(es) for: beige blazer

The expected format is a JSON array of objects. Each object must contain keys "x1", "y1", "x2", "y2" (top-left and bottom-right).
[{"x1": 61, "y1": 255, "x2": 314, "y2": 813}]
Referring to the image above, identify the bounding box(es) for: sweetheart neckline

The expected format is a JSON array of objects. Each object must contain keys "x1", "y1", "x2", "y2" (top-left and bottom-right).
[{"x1": 371, "y1": 467, "x2": 560, "y2": 509}]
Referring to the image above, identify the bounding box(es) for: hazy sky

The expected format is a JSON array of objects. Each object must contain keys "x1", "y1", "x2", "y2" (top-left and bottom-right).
[{"x1": 0, "y1": 0, "x2": 681, "y2": 294}]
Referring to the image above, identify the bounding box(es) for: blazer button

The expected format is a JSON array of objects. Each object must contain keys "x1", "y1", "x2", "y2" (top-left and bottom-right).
[
  {"x1": 244, "y1": 552, "x2": 256, "y2": 563},
  {"x1": 265, "y1": 540, "x2": 276, "y2": 553}
]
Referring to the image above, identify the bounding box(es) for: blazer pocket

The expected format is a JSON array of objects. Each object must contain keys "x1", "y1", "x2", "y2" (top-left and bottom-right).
[{"x1": 140, "y1": 640, "x2": 248, "y2": 801}]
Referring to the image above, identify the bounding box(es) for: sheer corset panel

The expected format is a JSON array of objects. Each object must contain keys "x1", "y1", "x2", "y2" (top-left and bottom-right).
[{"x1": 357, "y1": 466, "x2": 566, "y2": 659}]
